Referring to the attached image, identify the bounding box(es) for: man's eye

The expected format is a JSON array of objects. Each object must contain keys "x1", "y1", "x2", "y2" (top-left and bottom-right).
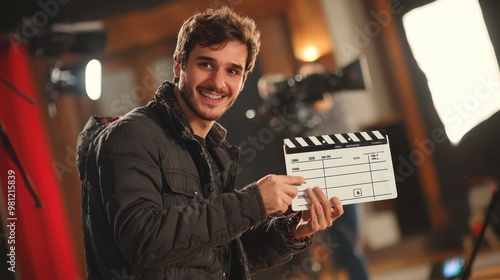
[
  {"x1": 200, "y1": 62, "x2": 212, "y2": 68},
  {"x1": 228, "y1": 69, "x2": 240, "y2": 75}
]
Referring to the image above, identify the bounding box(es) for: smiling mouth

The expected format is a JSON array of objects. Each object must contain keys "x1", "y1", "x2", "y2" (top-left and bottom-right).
[{"x1": 200, "y1": 90, "x2": 223, "y2": 100}]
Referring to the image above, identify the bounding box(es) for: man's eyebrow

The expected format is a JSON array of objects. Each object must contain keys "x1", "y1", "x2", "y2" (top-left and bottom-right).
[
  {"x1": 195, "y1": 56, "x2": 215, "y2": 62},
  {"x1": 195, "y1": 56, "x2": 244, "y2": 71},
  {"x1": 229, "y1": 62, "x2": 244, "y2": 72}
]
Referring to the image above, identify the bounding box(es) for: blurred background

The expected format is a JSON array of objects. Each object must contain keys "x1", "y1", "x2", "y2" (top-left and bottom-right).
[{"x1": 1, "y1": 0, "x2": 500, "y2": 279}]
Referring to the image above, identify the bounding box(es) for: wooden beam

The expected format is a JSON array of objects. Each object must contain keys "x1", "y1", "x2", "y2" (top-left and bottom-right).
[
  {"x1": 254, "y1": 13, "x2": 297, "y2": 75},
  {"x1": 102, "y1": 0, "x2": 288, "y2": 56},
  {"x1": 370, "y1": 0, "x2": 449, "y2": 231}
]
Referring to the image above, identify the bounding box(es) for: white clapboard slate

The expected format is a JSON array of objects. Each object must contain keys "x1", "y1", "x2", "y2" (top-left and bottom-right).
[{"x1": 283, "y1": 130, "x2": 397, "y2": 211}]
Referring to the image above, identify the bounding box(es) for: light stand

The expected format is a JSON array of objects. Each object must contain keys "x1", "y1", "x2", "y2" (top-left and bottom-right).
[{"x1": 460, "y1": 181, "x2": 500, "y2": 279}]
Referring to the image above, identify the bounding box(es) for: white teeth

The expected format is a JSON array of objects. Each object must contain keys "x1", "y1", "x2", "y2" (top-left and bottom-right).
[{"x1": 200, "y1": 91, "x2": 222, "y2": 100}]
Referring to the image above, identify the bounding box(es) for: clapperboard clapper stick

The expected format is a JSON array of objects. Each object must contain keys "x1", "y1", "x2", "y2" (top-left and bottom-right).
[{"x1": 283, "y1": 130, "x2": 398, "y2": 211}]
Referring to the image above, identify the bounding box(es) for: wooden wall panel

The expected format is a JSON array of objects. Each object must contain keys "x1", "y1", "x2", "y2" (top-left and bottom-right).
[{"x1": 368, "y1": 0, "x2": 449, "y2": 231}]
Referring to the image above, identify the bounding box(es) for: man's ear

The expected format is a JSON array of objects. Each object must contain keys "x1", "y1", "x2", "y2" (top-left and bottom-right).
[{"x1": 173, "y1": 60, "x2": 181, "y2": 79}]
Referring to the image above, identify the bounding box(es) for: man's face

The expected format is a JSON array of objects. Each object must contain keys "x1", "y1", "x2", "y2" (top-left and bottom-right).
[{"x1": 174, "y1": 40, "x2": 247, "y2": 123}]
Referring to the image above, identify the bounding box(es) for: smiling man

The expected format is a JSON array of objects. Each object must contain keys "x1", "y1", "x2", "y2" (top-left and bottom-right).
[
  {"x1": 173, "y1": 40, "x2": 246, "y2": 133},
  {"x1": 76, "y1": 6, "x2": 343, "y2": 280}
]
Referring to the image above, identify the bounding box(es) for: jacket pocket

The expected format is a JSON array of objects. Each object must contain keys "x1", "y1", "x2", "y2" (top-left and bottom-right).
[{"x1": 162, "y1": 169, "x2": 201, "y2": 207}]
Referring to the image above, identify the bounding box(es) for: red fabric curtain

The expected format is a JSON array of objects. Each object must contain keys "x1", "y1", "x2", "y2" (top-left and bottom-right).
[{"x1": 0, "y1": 43, "x2": 80, "y2": 279}]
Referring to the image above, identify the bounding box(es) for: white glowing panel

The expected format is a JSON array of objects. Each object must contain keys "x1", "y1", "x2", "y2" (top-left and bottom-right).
[
  {"x1": 403, "y1": 0, "x2": 500, "y2": 145},
  {"x1": 85, "y1": 59, "x2": 102, "y2": 100}
]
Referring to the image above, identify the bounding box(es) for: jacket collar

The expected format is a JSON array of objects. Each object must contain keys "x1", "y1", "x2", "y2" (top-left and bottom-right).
[{"x1": 153, "y1": 81, "x2": 228, "y2": 147}]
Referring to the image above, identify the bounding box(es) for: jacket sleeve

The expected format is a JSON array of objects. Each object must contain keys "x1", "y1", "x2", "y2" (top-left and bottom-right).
[
  {"x1": 94, "y1": 119, "x2": 267, "y2": 268},
  {"x1": 239, "y1": 213, "x2": 311, "y2": 275}
]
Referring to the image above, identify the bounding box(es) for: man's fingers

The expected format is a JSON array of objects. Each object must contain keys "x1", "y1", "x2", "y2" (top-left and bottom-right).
[
  {"x1": 306, "y1": 188, "x2": 324, "y2": 213},
  {"x1": 306, "y1": 187, "x2": 318, "y2": 204},
  {"x1": 281, "y1": 192, "x2": 294, "y2": 206},
  {"x1": 330, "y1": 196, "x2": 344, "y2": 219},
  {"x1": 305, "y1": 188, "x2": 327, "y2": 230},
  {"x1": 257, "y1": 174, "x2": 303, "y2": 187},
  {"x1": 281, "y1": 175, "x2": 305, "y2": 185},
  {"x1": 312, "y1": 187, "x2": 332, "y2": 211},
  {"x1": 276, "y1": 201, "x2": 288, "y2": 214},
  {"x1": 257, "y1": 174, "x2": 305, "y2": 214},
  {"x1": 283, "y1": 184, "x2": 298, "y2": 198},
  {"x1": 274, "y1": 175, "x2": 300, "y2": 198}
]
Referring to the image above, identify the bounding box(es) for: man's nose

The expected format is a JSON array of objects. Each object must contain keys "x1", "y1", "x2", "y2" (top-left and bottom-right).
[{"x1": 209, "y1": 69, "x2": 225, "y2": 92}]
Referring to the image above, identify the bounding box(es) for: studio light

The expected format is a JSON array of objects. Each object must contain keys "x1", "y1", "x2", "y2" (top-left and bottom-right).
[
  {"x1": 301, "y1": 45, "x2": 320, "y2": 62},
  {"x1": 403, "y1": 0, "x2": 500, "y2": 145},
  {"x1": 33, "y1": 21, "x2": 106, "y2": 101},
  {"x1": 49, "y1": 59, "x2": 102, "y2": 100},
  {"x1": 27, "y1": 20, "x2": 107, "y2": 116},
  {"x1": 85, "y1": 59, "x2": 102, "y2": 100}
]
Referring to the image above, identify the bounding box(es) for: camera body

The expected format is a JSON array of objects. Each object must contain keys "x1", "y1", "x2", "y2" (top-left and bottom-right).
[{"x1": 256, "y1": 58, "x2": 368, "y2": 136}]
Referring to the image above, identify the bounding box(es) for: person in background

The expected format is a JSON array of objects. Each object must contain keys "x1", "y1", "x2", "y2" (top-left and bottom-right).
[
  {"x1": 256, "y1": 63, "x2": 371, "y2": 280},
  {"x1": 298, "y1": 62, "x2": 371, "y2": 280},
  {"x1": 76, "y1": 7, "x2": 344, "y2": 280}
]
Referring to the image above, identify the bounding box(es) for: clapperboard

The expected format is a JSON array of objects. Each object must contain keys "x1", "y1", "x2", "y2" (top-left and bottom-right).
[{"x1": 283, "y1": 130, "x2": 397, "y2": 211}]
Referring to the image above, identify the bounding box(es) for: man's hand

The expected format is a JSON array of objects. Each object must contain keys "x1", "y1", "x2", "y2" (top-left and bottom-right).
[
  {"x1": 291, "y1": 187, "x2": 344, "y2": 238},
  {"x1": 256, "y1": 174, "x2": 303, "y2": 215}
]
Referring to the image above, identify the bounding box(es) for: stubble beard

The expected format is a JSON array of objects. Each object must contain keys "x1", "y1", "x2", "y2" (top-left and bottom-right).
[{"x1": 178, "y1": 77, "x2": 236, "y2": 122}]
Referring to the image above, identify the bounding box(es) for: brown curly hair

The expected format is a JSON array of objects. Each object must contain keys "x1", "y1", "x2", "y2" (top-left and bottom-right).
[{"x1": 173, "y1": 6, "x2": 261, "y2": 83}]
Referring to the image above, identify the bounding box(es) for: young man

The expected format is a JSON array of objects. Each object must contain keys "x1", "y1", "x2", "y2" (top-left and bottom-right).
[{"x1": 76, "y1": 6, "x2": 343, "y2": 279}]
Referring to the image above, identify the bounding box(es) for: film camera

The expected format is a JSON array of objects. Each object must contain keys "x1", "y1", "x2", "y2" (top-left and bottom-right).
[{"x1": 254, "y1": 57, "x2": 371, "y2": 136}]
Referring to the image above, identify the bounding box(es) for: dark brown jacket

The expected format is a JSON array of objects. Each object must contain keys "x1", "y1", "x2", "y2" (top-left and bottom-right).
[{"x1": 76, "y1": 81, "x2": 308, "y2": 279}]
